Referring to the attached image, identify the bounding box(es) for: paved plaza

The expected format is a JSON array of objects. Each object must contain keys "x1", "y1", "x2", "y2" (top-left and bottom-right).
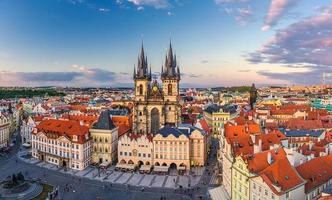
[{"x1": 18, "y1": 150, "x2": 204, "y2": 190}]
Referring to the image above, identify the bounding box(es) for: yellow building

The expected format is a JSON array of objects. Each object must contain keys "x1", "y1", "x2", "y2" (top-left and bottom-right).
[
  {"x1": 232, "y1": 156, "x2": 250, "y2": 200},
  {"x1": 257, "y1": 98, "x2": 282, "y2": 106},
  {"x1": 204, "y1": 104, "x2": 237, "y2": 135},
  {"x1": 90, "y1": 110, "x2": 118, "y2": 165}
]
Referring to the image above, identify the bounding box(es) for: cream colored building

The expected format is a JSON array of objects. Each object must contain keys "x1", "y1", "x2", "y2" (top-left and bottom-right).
[
  {"x1": 153, "y1": 125, "x2": 207, "y2": 171},
  {"x1": 32, "y1": 119, "x2": 91, "y2": 170},
  {"x1": 90, "y1": 110, "x2": 118, "y2": 165},
  {"x1": 117, "y1": 133, "x2": 153, "y2": 167},
  {"x1": 0, "y1": 113, "x2": 10, "y2": 148}
]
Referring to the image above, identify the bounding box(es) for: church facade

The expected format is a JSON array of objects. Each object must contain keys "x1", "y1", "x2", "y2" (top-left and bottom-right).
[
  {"x1": 132, "y1": 43, "x2": 181, "y2": 135},
  {"x1": 115, "y1": 42, "x2": 208, "y2": 172}
]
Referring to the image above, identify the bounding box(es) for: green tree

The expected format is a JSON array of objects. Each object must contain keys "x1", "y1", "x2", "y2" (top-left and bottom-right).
[
  {"x1": 12, "y1": 174, "x2": 18, "y2": 185},
  {"x1": 17, "y1": 172, "x2": 25, "y2": 181}
]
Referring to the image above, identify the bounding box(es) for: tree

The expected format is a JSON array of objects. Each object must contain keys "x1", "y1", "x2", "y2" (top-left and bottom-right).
[
  {"x1": 17, "y1": 172, "x2": 25, "y2": 181},
  {"x1": 12, "y1": 174, "x2": 18, "y2": 185}
]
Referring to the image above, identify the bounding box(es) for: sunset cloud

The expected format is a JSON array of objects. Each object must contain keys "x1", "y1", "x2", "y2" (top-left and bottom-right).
[
  {"x1": 262, "y1": 0, "x2": 299, "y2": 31},
  {"x1": 248, "y1": 5, "x2": 332, "y2": 84}
]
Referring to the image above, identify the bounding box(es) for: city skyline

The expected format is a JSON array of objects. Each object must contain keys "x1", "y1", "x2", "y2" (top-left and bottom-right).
[{"x1": 0, "y1": 0, "x2": 331, "y2": 87}]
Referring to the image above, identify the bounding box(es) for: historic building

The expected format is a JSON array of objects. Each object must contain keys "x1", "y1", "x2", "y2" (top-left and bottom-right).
[
  {"x1": 117, "y1": 133, "x2": 153, "y2": 171},
  {"x1": 32, "y1": 119, "x2": 92, "y2": 170},
  {"x1": 132, "y1": 43, "x2": 181, "y2": 135},
  {"x1": 0, "y1": 113, "x2": 10, "y2": 148},
  {"x1": 116, "y1": 42, "x2": 208, "y2": 172},
  {"x1": 90, "y1": 110, "x2": 118, "y2": 165},
  {"x1": 250, "y1": 83, "x2": 258, "y2": 109}
]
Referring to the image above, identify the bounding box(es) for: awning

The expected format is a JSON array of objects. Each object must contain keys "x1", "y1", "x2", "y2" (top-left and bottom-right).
[
  {"x1": 153, "y1": 166, "x2": 169, "y2": 172},
  {"x1": 178, "y1": 166, "x2": 186, "y2": 170},
  {"x1": 139, "y1": 165, "x2": 152, "y2": 171},
  {"x1": 115, "y1": 163, "x2": 136, "y2": 170},
  {"x1": 22, "y1": 143, "x2": 31, "y2": 147},
  {"x1": 100, "y1": 161, "x2": 111, "y2": 168}
]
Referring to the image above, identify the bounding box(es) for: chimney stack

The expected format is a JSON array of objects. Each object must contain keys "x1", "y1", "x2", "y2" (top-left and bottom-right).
[{"x1": 267, "y1": 152, "x2": 273, "y2": 165}]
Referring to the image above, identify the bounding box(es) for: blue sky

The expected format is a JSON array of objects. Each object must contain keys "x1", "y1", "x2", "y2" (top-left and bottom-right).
[{"x1": 0, "y1": 0, "x2": 331, "y2": 87}]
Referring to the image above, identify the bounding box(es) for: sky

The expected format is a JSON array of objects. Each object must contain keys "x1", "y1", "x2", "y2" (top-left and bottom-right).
[{"x1": 0, "y1": 0, "x2": 331, "y2": 87}]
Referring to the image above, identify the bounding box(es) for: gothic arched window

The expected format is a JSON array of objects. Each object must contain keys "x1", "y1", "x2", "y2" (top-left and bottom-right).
[
  {"x1": 168, "y1": 84, "x2": 172, "y2": 95},
  {"x1": 139, "y1": 84, "x2": 143, "y2": 95}
]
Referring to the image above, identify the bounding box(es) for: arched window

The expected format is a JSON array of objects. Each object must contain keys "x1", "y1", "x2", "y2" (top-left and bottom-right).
[
  {"x1": 168, "y1": 84, "x2": 172, "y2": 95},
  {"x1": 139, "y1": 84, "x2": 143, "y2": 95},
  {"x1": 139, "y1": 111, "x2": 142, "y2": 116}
]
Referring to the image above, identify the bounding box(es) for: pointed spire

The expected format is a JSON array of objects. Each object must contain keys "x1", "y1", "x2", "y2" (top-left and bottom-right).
[
  {"x1": 136, "y1": 42, "x2": 149, "y2": 79},
  {"x1": 133, "y1": 65, "x2": 136, "y2": 79},
  {"x1": 149, "y1": 66, "x2": 152, "y2": 78}
]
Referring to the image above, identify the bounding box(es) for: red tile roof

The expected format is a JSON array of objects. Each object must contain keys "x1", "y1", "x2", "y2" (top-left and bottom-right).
[
  {"x1": 62, "y1": 114, "x2": 98, "y2": 127},
  {"x1": 246, "y1": 148, "x2": 305, "y2": 195},
  {"x1": 296, "y1": 155, "x2": 332, "y2": 193},
  {"x1": 286, "y1": 119, "x2": 323, "y2": 130},
  {"x1": 255, "y1": 130, "x2": 286, "y2": 151},
  {"x1": 260, "y1": 158, "x2": 305, "y2": 195},
  {"x1": 35, "y1": 119, "x2": 90, "y2": 144}
]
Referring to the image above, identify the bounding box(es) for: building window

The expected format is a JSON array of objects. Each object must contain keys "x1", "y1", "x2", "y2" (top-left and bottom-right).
[
  {"x1": 168, "y1": 84, "x2": 172, "y2": 95},
  {"x1": 139, "y1": 84, "x2": 143, "y2": 95}
]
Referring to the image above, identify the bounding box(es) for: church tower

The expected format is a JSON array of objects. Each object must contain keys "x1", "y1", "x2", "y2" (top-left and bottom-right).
[
  {"x1": 250, "y1": 83, "x2": 257, "y2": 109},
  {"x1": 161, "y1": 42, "x2": 181, "y2": 126},
  {"x1": 132, "y1": 42, "x2": 181, "y2": 135},
  {"x1": 133, "y1": 44, "x2": 151, "y2": 101},
  {"x1": 133, "y1": 44, "x2": 152, "y2": 134}
]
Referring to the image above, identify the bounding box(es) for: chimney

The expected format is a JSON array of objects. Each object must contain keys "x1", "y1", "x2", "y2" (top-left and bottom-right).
[
  {"x1": 309, "y1": 141, "x2": 313, "y2": 150},
  {"x1": 267, "y1": 152, "x2": 273, "y2": 165},
  {"x1": 254, "y1": 139, "x2": 262, "y2": 154}
]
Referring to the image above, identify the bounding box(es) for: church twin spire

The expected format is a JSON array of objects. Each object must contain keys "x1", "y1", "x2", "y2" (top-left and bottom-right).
[
  {"x1": 161, "y1": 42, "x2": 181, "y2": 79},
  {"x1": 134, "y1": 43, "x2": 151, "y2": 80},
  {"x1": 134, "y1": 41, "x2": 180, "y2": 80}
]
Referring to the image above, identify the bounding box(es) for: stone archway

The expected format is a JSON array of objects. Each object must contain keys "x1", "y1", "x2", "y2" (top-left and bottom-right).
[{"x1": 150, "y1": 107, "x2": 160, "y2": 134}]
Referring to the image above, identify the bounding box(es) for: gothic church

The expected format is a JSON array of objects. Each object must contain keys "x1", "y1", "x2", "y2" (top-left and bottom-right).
[{"x1": 133, "y1": 42, "x2": 181, "y2": 134}]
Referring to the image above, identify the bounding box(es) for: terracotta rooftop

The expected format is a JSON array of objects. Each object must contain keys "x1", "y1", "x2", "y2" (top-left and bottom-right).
[
  {"x1": 35, "y1": 119, "x2": 90, "y2": 144},
  {"x1": 296, "y1": 155, "x2": 332, "y2": 193}
]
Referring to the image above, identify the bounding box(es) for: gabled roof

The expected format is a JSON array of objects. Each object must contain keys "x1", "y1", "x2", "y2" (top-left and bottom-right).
[
  {"x1": 92, "y1": 110, "x2": 116, "y2": 130},
  {"x1": 255, "y1": 130, "x2": 286, "y2": 151},
  {"x1": 35, "y1": 119, "x2": 90, "y2": 144},
  {"x1": 259, "y1": 158, "x2": 305, "y2": 195},
  {"x1": 246, "y1": 148, "x2": 305, "y2": 195},
  {"x1": 296, "y1": 155, "x2": 332, "y2": 193},
  {"x1": 286, "y1": 119, "x2": 323, "y2": 130}
]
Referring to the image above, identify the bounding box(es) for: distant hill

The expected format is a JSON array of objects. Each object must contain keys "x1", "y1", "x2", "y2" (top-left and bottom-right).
[
  {"x1": 211, "y1": 86, "x2": 252, "y2": 93},
  {"x1": 0, "y1": 88, "x2": 65, "y2": 99}
]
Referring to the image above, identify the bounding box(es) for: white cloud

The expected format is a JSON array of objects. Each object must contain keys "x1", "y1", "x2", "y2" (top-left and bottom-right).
[
  {"x1": 98, "y1": 8, "x2": 110, "y2": 12},
  {"x1": 127, "y1": 0, "x2": 169, "y2": 9}
]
